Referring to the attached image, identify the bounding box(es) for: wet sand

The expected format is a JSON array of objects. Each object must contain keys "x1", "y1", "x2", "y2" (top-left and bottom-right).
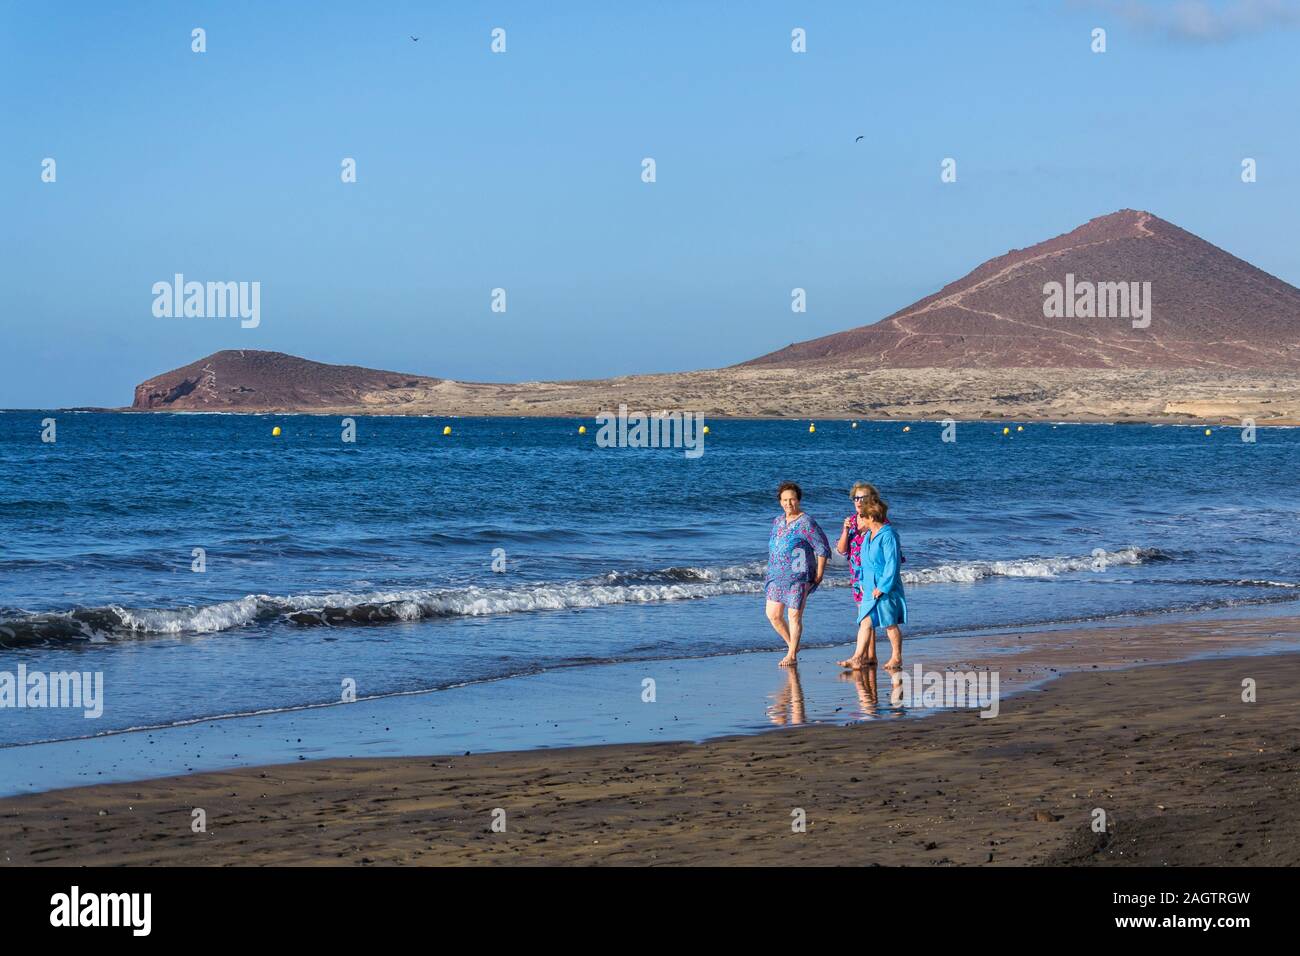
[{"x1": 2, "y1": 616, "x2": 1298, "y2": 866}]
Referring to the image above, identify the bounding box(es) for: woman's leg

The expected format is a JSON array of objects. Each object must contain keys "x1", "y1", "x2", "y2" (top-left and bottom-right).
[
  {"x1": 883, "y1": 625, "x2": 903, "y2": 671},
  {"x1": 766, "y1": 600, "x2": 792, "y2": 653},
  {"x1": 838, "y1": 616, "x2": 876, "y2": 668},
  {"x1": 781, "y1": 599, "x2": 805, "y2": 666}
]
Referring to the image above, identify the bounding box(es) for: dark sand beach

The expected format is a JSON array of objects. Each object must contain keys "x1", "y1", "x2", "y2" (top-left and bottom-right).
[{"x1": 3, "y1": 616, "x2": 1298, "y2": 867}]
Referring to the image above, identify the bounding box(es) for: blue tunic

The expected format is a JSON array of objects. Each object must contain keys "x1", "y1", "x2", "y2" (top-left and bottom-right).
[
  {"x1": 853, "y1": 523, "x2": 908, "y2": 628},
  {"x1": 764, "y1": 513, "x2": 831, "y2": 609}
]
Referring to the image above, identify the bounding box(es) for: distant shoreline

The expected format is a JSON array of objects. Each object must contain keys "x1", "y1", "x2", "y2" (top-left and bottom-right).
[
  {"x1": 33, "y1": 408, "x2": 1300, "y2": 427},
  {"x1": 111, "y1": 361, "x2": 1300, "y2": 426},
  {"x1": 26, "y1": 362, "x2": 1300, "y2": 427}
]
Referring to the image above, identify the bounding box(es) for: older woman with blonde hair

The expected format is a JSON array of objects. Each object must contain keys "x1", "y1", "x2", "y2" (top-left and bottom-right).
[
  {"x1": 837, "y1": 482, "x2": 880, "y2": 660},
  {"x1": 838, "y1": 486, "x2": 907, "y2": 671},
  {"x1": 837, "y1": 483, "x2": 881, "y2": 591}
]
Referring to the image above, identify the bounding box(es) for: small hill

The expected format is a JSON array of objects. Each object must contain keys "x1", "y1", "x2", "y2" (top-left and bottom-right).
[{"x1": 131, "y1": 350, "x2": 440, "y2": 410}]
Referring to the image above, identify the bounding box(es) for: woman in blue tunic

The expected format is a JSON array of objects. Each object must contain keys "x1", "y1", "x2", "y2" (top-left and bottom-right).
[
  {"x1": 839, "y1": 495, "x2": 907, "y2": 671},
  {"x1": 765, "y1": 481, "x2": 831, "y2": 667}
]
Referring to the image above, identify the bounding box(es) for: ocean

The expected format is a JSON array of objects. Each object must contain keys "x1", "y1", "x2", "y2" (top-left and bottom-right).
[{"x1": 1, "y1": 411, "x2": 1298, "y2": 753}]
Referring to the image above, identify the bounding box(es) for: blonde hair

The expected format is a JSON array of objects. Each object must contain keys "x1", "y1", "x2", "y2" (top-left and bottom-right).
[
  {"x1": 865, "y1": 497, "x2": 889, "y2": 522},
  {"x1": 849, "y1": 482, "x2": 880, "y2": 504}
]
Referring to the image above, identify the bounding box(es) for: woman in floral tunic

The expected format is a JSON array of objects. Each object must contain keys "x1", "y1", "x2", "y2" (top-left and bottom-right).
[
  {"x1": 765, "y1": 481, "x2": 831, "y2": 667},
  {"x1": 837, "y1": 482, "x2": 884, "y2": 610}
]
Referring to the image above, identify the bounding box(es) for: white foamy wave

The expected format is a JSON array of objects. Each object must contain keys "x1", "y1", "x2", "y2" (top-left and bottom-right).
[
  {"x1": 0, "y1": 547, "x2": 1174, "y2": 643},
  {"x1": 112, "y1": 596, "x2": 263, "y2": 634},
  {"x1": 902, "y1": 546, "x2": 1163, "y2": 585},
  {"x1": 277, "y1": 577, "x2": 765, "y2": 625}
]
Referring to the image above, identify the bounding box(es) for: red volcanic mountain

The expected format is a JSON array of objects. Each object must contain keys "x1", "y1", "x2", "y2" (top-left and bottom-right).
[
  {"x1": 132, "y1": 350, "x2": 439, "y2": 410},
  {"x1": 744, "y1": 210, "x2": 1300, "y2": 370}
]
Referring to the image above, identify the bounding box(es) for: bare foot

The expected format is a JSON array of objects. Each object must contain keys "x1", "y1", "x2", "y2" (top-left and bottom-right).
[
  {"x1": 837, "y1": 656, "x2": 863, "y2": 669},
  {"x1": 779, "y1": 654, "x2": 798, "y2": 667},
  {"x1": 883, "y1": 657, "x2": 903, "y2": 672}
]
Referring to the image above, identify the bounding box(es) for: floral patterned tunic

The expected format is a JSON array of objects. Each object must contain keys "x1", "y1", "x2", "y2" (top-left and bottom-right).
[
  {"x1": 765, "y1": 512, "x2": 831, "y2": 608},
  {"x1": 846, "y1": 515, "x2": 868, "y2": 605}
]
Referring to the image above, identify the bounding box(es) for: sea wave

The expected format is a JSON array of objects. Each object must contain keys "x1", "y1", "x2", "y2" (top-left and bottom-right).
[
  {"x1": 902, "y1": 546, "x2": 1168, "y2": 584},
  {"x1": 0, "y1": 546, "x2": 1180, "y2": 646}
]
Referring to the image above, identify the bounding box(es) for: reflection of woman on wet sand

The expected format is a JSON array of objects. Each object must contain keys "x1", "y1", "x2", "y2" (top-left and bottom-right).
[
  {"x1": 838, "y1": 666, "x2": 878, "y2": 719},
  {"x1": 889, "y1": 667, "x2": 905, "y2": 708},
  {"x1": 767, "y1": 665, "x2": 806, "y2": 726}
]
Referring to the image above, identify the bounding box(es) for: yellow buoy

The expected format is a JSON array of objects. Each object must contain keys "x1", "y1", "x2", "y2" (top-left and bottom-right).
[
  {"x1": 902, "y1": 425, "x2": 910, "y2": 432},
  {"x1": 1002, "y1": 427, "x2": 1010, "y2": 435},
  {"x1": 578, "y1": 425, "x2": 586, "y2": 435},
  {"x1": 808, "y1": 423, "x2": 816, "y2": 433},
  {"x1": 1205, "y1": 428, "x2": 1212, "y2": 436},
  {"x1": 702, "y1": 425, "x2": 710, "y2": 434},
  {"x1": 443, "y1": 425, "x2": 452, "y2": 436},
  {"x1": 1016, "y1": 425, "x2": 1024, "y2": 432},
  {"x1": 851, "y1": 422, "x2": 858, "y2": 429},
  {"x1": 272, "y1": 426, "x2": 281, "y2": 437}
]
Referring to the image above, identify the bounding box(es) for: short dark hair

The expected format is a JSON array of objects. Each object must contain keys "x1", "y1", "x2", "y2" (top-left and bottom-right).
[{"x1": 777, "y1": 481, "x2": 802, "y2": 501}]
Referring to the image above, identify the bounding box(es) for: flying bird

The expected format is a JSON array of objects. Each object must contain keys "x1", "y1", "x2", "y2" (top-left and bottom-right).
[
  {"x1": 409, "y1": 35, "x2": 420, "y2": 42},
  {"x1": 855, "y1": 135, "x2": 864, "y2": 143}
]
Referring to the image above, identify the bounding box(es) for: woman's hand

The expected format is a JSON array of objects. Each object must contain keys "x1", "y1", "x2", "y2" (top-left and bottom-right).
[
  {"x1": 872, "y1": 588, "x2": 883, "y2": 599},
  {"x1": 838, "y1": 518, "x2": 853, "y2": 547}
]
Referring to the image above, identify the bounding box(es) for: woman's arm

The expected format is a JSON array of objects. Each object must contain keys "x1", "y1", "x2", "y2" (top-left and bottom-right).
[
  {"x1": 810, "y1": 519, "x2": 832, "y2": 559},
  {"x1": 764, "y1": 518, "x2": 781, "y2": 577},
  {"x1": 810, "y1": 520, "x2": 832, "y2": 584},
  {"x1": 835, "y1": 517, "x2": 852, "y2": 555}
]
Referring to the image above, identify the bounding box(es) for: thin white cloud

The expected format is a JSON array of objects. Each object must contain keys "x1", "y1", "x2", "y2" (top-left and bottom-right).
[{"x1": 1075, "y1": 0, "x2": 1300, "y2": 42}]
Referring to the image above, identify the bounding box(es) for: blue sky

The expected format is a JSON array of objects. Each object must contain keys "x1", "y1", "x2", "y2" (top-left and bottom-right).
[{"x1": 5, "y1": 0, "x2": 1300, "y2": 407}]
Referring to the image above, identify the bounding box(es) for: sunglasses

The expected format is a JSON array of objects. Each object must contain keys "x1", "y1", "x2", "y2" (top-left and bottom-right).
[{"x1": 852, "y1": 495, "x2": 871, "y2": 502}]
